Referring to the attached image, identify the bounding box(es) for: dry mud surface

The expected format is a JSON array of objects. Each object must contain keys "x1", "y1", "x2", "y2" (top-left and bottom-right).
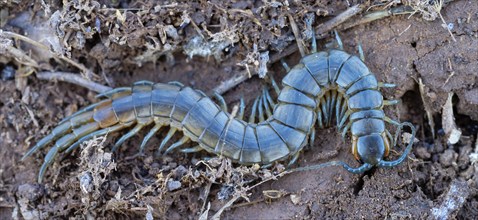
[{"x1": 1, "y1": 0, "x2": 478, "y2": 219}]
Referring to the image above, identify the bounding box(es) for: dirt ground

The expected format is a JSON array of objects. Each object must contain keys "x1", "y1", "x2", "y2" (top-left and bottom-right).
[{"x1": 1, "y1": 0, "x2": 478, "y2": 219}]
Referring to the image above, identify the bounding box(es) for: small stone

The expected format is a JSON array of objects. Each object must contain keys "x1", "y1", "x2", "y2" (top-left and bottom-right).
[
  {"x1": 439, "y1": 149, "x2": 457, "y2": 167},
  {"x1": 290, "y1": 194, "x2": 301, "y2": 205},
  {"x1": 415, "y1": 146, "x2": 431, "y2": 159},
  {"x1": 17, "y1": 183, "x2": 45, "y2": 201},
  {"x1": 174, "y1": 165, "x2": 188, "y2": 178},
  {"x1": 80, "y1": 172, "x2": 93, "y2": 194},
  {"x1": 167, "y1": 180, "x2": 181, "y2": 191}
]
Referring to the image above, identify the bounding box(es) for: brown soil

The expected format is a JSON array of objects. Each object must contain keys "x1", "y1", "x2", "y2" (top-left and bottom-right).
[{"x1": 1, "y1": 0, "x2": 477, "y2": 219}]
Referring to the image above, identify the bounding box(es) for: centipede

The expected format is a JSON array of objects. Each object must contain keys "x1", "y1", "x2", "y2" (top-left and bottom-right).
[{"x1": 23, "y1": 31, "x2": 416, "y2": 183}]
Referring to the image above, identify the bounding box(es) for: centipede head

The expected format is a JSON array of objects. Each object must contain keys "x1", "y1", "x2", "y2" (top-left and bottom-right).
[{"x1": 352, "y1": 133, "x2": 391, "y2": 166}]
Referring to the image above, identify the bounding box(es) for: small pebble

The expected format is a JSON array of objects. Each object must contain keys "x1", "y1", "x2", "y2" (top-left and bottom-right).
[
  {"x1": 167, "y1": 180, "x2": 181, "y2": 191},
  {"x1": 1, "y1": 65, "x2": 15, "y2": 81},
  {"x1": 439, "y1": 149, "x2": 457, "y2": 167},
  {"x1": 17, "y1": 183, "x2": 45, "y2": 201},
  {"x1": 80, "y1": 172, "x2": 93, "y2": 194},
  {"x1": 174, "y1": 165, "x2": 188, "y2": 178}
]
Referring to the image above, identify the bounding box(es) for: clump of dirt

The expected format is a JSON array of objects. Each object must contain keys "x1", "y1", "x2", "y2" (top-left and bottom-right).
[{"x1": 1, "y1": 0, "x2": 478, "y2": 219}]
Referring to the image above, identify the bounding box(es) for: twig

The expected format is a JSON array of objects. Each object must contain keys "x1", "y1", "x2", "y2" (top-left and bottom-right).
[
  {"x1": 36, "y1": 71, "x2": 111, "y2": 93},
  {"x1": 341, "y1": 5, "x2": 414, "y2": 30},
  {"x1": 418, "y1": 77, "x2": 435, "y2": 139},
  {"x1": 315, "y1": 4, "x2": 364, "y2": 38},
  {"x1": 288, "y1": 14, "x2": 306, "y2": 57},
  {"x1": 1, "y1": 30, "x2": 96, "y2": 79}
]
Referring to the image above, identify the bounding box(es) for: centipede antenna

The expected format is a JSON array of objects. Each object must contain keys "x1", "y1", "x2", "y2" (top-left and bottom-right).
[
  {"x1": 378, "y1": 82, "x2": 396, "y2": 88},
  {"x1": 280, "y1": 58, "x2": 291, "y2": 72},
  {"x1": 378, "y1": 122, "x2": 416, "y2": 168},
  {"x1": 334, "y1": 30, "x2": 344, "y2": 50},
  {"x1": 289, "y1": 161, "x2": 372, "y2": 174},
  {"x1": 358, "y1": 43, "x2": 365, "y2": 61}
]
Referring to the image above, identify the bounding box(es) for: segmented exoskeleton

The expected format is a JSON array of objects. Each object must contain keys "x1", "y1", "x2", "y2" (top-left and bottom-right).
[{"x1": 23, "y1": 32, "x2": 416, "y2": 183}]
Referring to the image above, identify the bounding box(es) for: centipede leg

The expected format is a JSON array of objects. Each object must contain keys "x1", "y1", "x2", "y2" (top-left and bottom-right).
[
  {"x1": 262, "y1": 89, "x2": 272, "y2": 118},
  {"x1": 385, "y1": 129, "x2": 395, "y2": 147},
  {"x1": 378, "y1": 82, "x2": 396, "y2": 88},
  {"x1": 264, "y1": 88, "x2": 276, "y2": 107},
  {"x1": 317, "y1": 108, "x2": 324, "y2": 129},
  {"x1": 249, "y1": 97, "x2": 260, "y2": 123},
  {"x1": 65, "y1": 122, "x2": 133, "y2": 154},
  {"x1": 383, "y1": 100, "x2": 400, "y2": 106},
  {"x1": 281, "y1": 58, "x2": 291, "y2": 72},
  {"x1": 180, "y1": 145, "x2": 203, "y2": 153},
  {"x1": 309, "y1": 126, "x2": 316, "y2": 145},
  {"x1": 320, "y1": 96, "x2": 329, "y2": 125},
  {"x1": 22, "y1": 122, "x2": 71, "y2": 160},
  {"x1": 287, "y1": 151, "x2": 301, "y2": 167},
  {"x1": 334, "y1": 30, "x2": 344, "y2": 50},
  {"x1": 326, "y1": 91, "x2": 333, "y2": 126},
  {"x1": 139, "y1": 123, "x2": 163, "y2": 154},
  {"x1": 236, "y1": 97, "x2": 245, "y2": 120},
  {"x1": 39, "y1": 121, "x2": 129, "y2": 183},
  {"x1": 329, "y1": 90, "x2": 337, "y2": 126},
  {"x1": 112, "y1": 121, "x2": 151, "y2": 152},
  {"x1": 341, "y1": 122, "x2": 352, "y2": 140},
  {"x1": 214, "y1": 92, "x2": 228, "y2": 112},
  {"x1": 335, "y1": 93, "x2": 343, "y2": 126},
  {"x1": 358, "y1": 43, "x2": 365, "y2": 61},
  {"x1": 269, "y1": 74, "x2": 281, "y2": 95},
  {"x1": 157, "y1": 127, "x2": 178, "y2": 155},
  {"x1": 164, "y1": 136, "x2": 190, "y2": 154},
  {"x1": 257, "y1": 97, "x2": 265, "y2": 122},
  {"x1": 168, "y1": 81, "x2": 184, "y2": 87},
  {"x1": 338, "y1": 110, "x2": 351, "y2": 131},
  {"x1": 306, "y1": 14, "x2": 317, "y2": 53}
]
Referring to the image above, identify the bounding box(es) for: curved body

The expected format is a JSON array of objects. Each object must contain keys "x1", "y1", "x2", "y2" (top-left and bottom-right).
[{"x1": 24, "y1": 48, "x2": 415, "y2": 182}]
